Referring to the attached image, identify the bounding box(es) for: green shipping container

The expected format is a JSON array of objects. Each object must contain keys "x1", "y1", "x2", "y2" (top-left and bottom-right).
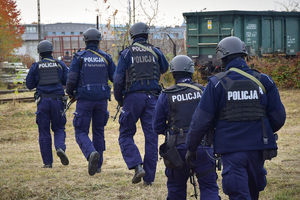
[{"x1": 183, "y1": 10, "x2": 300, "y2": 79}]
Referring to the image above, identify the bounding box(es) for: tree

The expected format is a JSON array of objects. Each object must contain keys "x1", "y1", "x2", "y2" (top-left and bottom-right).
[
  {"x1": 0, "y1": 0, "x2": 25, "y2": 62},
  {"x1": 276, "y1": 0, "x2": 300, "y2": 11}
]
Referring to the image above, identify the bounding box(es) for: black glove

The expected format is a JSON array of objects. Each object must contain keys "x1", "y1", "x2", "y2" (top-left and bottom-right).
[
  {"x1": 185, "y1": 150, "x2": 197, "y2": 168},
  {"x1": 68, "y1": 95, "x2": 76, "y2": 102},
  {"x1": 118, "y1": 100, "x2": 124, "y2": 107}
]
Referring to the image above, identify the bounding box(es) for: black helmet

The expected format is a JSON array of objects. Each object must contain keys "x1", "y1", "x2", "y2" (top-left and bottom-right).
[
  {"x1": 83, "y1": 28, "x2": 102, "y2": 41},
  {"x1": 216, "y1": 36, "x2": 248, "y2": 60},
  {"x1": 37, "y1": 40, "x2": 53, "y2": 54},
  {"x1": 170, "y1": 55, "x2": 195, "y2": 74},
  {"x1": 129, "y1": 22, "x2": 150, "y2": 39}
]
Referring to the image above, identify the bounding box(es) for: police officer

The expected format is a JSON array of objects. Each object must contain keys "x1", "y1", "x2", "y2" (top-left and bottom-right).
[
  {"x1": 26, "y1": 40, "x2": 69, "y2": 168},
  {"x1": 185, "y1": 36, "x2": 286, "y2": 200},
  {"x1": 152, "y1": 55, "x2": 220, "y2": 199},
  {"x1": 66, "y1": 28, "x2": 116, "y2": 176},
  {"x1": 113, "y1": 22, "x2": 169, "y2": 185},
  {"x1": 64, "y1": 51, "x2": 72, "y2": 67}
]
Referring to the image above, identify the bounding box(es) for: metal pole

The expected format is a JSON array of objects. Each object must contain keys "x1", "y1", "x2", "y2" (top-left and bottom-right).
[
  {"x1": 37, "y1": 0, "x2": 41, "y2": 42},
  {"x1": 96, "y1": 15, "x2": 99, "y2": 30},
  {"x1": 128, "y1": 0, "x2": 131, "y2": 26},
  {"x1": 133, "y1": 0, "x2": 135, "y2": 24},
  {"x1": 167, "y1": 34, "x2": 176, "y2": 56}
]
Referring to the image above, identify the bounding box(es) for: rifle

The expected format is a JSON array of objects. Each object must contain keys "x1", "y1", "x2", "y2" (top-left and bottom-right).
[
  {"x1": 61, "y1": 96, "x2": 76, "y2": 116},
  {"x1": 190, "y1": 170, "x2": 198, "y2": 199},
  {"x1": 111, "y1": 105, "x2": 121, "y2": 121}
]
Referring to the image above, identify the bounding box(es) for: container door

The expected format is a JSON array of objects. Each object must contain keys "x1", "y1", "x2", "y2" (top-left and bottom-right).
[
  {"x1": 186, "y1": 16, "x2": 199, "y2": 56},
  {"x1": 261, "y1": 19, "x2": 273, "y2": 55},
  {"x1": 286, "y1": 18, "x2": 299, "y2": 55},
  {"x1": 274, "y1": 19, "x2": 284, "y2": 54},
  {"x1": 244, "y1": 19, "x2": 259, "y2": 56}
]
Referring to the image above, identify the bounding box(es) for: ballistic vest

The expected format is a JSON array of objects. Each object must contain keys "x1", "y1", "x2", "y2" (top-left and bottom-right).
[
  {"x1": 164, "y1": 83, "x2": 203, "y2": 133},
  {"x1": 215, "y1": 70, "x2": 266, "y2": 121},
  {"x1": 76, "y1": 50, "x2": 110, "y2": 100},
  {"x1": 127, "y1": 42, "x2": 160, "y2": 89},
  {"x1": 38, "y1": 59, "x2": 60, "y2": 86},
  {"x1": 79, "y1": 51, "x2": 108, "y2": 87}
]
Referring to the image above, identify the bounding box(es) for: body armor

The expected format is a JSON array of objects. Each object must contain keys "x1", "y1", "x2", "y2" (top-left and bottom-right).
[
  {"x1": 164, "y1": 83, "x2": 203, "y2": 133},
  {"x1": 126, "y1": 42, "x2": 160, "y2": 90},
  {"x1": 215, "y1": 70, "x2": 266, "y2": 121},
  {"x1": 38, "y1": 60, "x2": 60, "y2": 85}
]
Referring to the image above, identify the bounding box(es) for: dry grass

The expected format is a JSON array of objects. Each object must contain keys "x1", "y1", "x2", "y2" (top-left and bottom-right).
[{"x1": 0, "y1": 89, "x2": 299, "y2": 200}]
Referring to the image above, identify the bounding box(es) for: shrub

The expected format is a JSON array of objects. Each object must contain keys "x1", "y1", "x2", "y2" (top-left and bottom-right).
[{"x1": 248, "y1": 52, "x2": 300, "y2": 88}]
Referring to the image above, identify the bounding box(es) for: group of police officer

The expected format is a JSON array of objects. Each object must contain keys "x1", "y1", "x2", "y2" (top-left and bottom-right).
[{"x1": 26, "y1": 21, "x2": 286, "y2": 200}]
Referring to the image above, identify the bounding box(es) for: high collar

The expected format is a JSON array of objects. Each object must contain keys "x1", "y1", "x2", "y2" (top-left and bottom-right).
[
  {"x1": 176, "y1": 78, "x2": 192, "y2": 84},
  {"x1": 225, "y1": 57, "x2": 250, "y2": 71},
  {"x1": 132, "y1": 37, "x2": 147, "y2": 44},
  {"x1": 41, "y1": 56, "x2": 54, "y2": 60},
  {"x1": 85, "y1": 43, "x2": 99, "y2": 51}
]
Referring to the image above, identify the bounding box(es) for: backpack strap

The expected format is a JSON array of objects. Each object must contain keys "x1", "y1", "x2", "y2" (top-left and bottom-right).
[
  {"x1": 86, "y1": 49, "x2": 108, "y2": 65},
  {"x1": 133, "y1": 42, "x2": 158, "y2": 60},
  {"x1": 177, "y1": 83, "x2": 203, "y2": 92},
  {"x1": 229, "y1": 67, "x2": 266, "y2": 93}
]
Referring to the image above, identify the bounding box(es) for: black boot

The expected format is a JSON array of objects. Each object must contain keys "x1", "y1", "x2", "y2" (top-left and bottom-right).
[
  {"x1": 88, "y1": 151, "x2": 100, "y2": 176},
  {"x1": 132, "y1": 164, "x2": 145, "y2": 184},
  {"x1": 56, "y1": 148, "x2": 69, "y2": 166},
  {"x1": 42, "y1": 164, "x2": 52, "y2": 168}
]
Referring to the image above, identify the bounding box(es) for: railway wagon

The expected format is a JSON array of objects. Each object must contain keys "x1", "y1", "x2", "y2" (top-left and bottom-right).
[{"x1": 183, "y1": 10, "x2": 300, "y2": 79}]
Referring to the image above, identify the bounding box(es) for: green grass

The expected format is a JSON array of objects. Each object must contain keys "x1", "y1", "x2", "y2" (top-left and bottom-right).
[{"x1": 0, "y1": 89, "x2": 299, "y2": 200}]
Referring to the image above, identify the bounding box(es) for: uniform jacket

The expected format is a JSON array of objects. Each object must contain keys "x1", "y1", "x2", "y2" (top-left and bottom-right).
[
  {"x1": 113, "y1": 37, "x2": 169, "y2": 102},
  {"x1": 186, "y1": 57, "x2": 286, "y2": 153},
  {"x1": 26, "y1": 56, "x2": 68, "y2": 95}
]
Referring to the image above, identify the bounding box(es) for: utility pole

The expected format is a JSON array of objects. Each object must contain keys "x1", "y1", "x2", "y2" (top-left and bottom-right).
[
  {"x1": 37, "y1": 0, "x2": 41, "y2": 42},
  {"x1": 133, "y1": 0, "x2": 135, "y2": 24},
  {"x1": 128, "y1": 0, "x2": 131, "y2": 25}
]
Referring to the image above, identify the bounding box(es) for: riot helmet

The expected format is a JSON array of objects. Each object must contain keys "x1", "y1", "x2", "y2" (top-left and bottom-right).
[
  {"x1": 129, "y1": 22, "x2": 150, "y2": 39},
  {"x1": 216, "y1": 36, "x2": 248, "y2": 60},
  {"x1": 170, "y1": 55, "x2": 195, "y2": 74},
  {"x1": 37, "y1": 40, "x2": 53, "y2": 54},
  {"x1": 83, "y1": 28, "x2": 102, "y2": 42}
]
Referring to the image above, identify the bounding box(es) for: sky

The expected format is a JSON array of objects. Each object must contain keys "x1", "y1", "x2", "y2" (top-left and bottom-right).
[{"x1": 15, "y1": 0, "x2": 299, "y2": 26}]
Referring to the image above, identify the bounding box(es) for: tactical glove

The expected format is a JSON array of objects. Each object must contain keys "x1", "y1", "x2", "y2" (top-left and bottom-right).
[
  {"x1": 185, "y1": 150, "x2": 197, "y2": 168},
  {"x1": 118, "y1": 101, "x2": 124, "y2": 107}
]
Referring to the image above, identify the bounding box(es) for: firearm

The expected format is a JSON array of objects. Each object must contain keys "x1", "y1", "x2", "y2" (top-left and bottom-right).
[
  {"x1": 111, "y1": 105, "x2": 121, "y2": 121},
  {"x1": 190, "y1": 170, "x2": 198, "y2": 199},
  {"x1": 161, "y1": 82, "x2": 165, "y2": 90},
  {"x1": 61, "y1": 96, "x2": 76, "y2": 116}
]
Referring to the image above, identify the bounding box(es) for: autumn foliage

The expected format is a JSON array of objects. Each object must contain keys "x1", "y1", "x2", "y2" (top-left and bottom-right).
[
  {"x1": 0, "y1": 0, "x2": 25, "y2": 62},
  {"x1": 248, "y1": 53, "x2": 300, "y2": 89}
]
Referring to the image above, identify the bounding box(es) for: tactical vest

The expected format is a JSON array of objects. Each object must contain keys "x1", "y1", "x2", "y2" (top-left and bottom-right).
[
  {"x1": 164, "y1": 83, "x2": 203, "y2": 133},
  {"x1": 38, "y1": 60, "x2": 60, "y2": 85},
  {"x1": 126, "y1": 42, "x2": 160, "y2": 90},
  {"x1": 77, "y1": 50, "x2": 110, "y2": 100},
  {"x1": 215, "y1": 70, "x2": 266, "y2": 121}
]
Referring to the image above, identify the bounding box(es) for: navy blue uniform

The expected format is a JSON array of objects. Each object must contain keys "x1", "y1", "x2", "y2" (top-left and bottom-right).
[
  {"x1": 186, "y1": 57, "x2": 286, "y2": 199},
  {"x1": 113, "y1": 37, "x2": 169, "y2": 183},
  {"x1": 153, "y1": 78, "x2": 219, "y2": 200},
  {"x1": 66, "y1": 43, "x2": 116, "y2": 169},
  {"x1": 26, "y1": 56, "x2": 69, "y2": 166}
]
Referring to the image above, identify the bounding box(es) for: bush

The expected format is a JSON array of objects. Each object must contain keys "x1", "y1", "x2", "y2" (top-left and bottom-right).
[{"x1": 248, "y1": 52, "x2": 300, "y2": 88}]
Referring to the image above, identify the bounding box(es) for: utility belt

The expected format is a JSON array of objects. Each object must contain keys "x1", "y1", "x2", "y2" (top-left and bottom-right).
[
  {"x1": 40, "y1": 94, "x2": 64, "y2": 100},
  {"x1": 131, "y1": 90, "x2": 160, "y2": 97},
  {"x1": 34, "y1": 92, "x2": 65, "y2": 105}
]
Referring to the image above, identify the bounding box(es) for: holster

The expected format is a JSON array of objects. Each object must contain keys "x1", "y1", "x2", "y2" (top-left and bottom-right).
[
  {"x1": 262, "y1": 149, "x2": 277, "y2": 160},
  {"x1": 34, "y1": 92, "x2": 41, "y2": 105},
  {"x1": 159, "y1": 131, "x2": 185, "y2": 169},
  {"x1": 159, "y1": 142, "x2": 184, "y2": 169}
]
